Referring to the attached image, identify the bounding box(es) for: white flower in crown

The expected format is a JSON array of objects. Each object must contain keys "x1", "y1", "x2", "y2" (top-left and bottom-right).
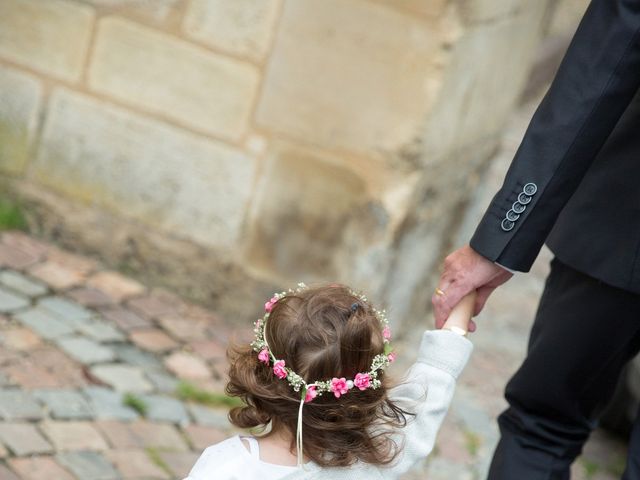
[{"x1": 250, "y1": 283, "x2": 396, "y2": 402}]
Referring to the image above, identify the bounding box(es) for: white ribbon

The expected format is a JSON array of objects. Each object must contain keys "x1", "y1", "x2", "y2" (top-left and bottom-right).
[{"x1": 296, "y1": 393, "x2": 305, "y2": 468}]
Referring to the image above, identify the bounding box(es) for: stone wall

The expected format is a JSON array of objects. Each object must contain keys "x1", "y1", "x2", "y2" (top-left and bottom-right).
[{"x1": 0, "y1": 0, "x2": 582, "y2": 328}]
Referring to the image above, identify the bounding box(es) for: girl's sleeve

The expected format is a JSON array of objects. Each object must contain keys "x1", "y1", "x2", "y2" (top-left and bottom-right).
[{"x1": 382, "y1": 329, "x2": 473, "y2": 478}]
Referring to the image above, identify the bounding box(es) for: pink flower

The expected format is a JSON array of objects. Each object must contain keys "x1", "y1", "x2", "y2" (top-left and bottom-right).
[
  {"x1": 330, "y1": 377, "x2": 349, "y2": 398},
  {"x1": 273, "y1": 360, "x2": 287, "y2": 379},
  {"x1": 382, "y1": 326, "x2": 392, "y2": 341},
  {"x1": 387, "y1": 352, "x2": 397, "y2": 363},
  {"x1": 258, "y1": 348, "x2": 270, "y2": 364},
  {"x1": 304, "y1": 386, "x2": 317, "y2": 403},
  {"x1": 353, "y1": 373, "x2": 371, "y2": 391},
  {"x1": 264, "y1": 296, "x2": 279, "y2": 312}
]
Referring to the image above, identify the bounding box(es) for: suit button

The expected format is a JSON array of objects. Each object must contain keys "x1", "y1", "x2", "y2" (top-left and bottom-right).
[
  {"x1": 518, "y1": 192, "x2": 531, "y2": 205},
  {"x1": 501, "y1": 218, "x2": 515, "y2": 231},
  {"x1": 512, "y1": 201, "x2": 526, "y2": 214},
  {"x1": 506, "y1": 209, "x2": 520, "y2": 221},
  {"x1": 523, "y1": 183, "x2": 537, "y2": 195}
]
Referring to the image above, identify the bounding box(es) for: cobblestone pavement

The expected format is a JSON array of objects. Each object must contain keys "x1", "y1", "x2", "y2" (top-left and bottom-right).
[
  {"x1": 398, "y1": 97, "x2": 630, "y2": 479},
  {"x1": 0, "y1": 231, "x2": 252, "y2": 479}
]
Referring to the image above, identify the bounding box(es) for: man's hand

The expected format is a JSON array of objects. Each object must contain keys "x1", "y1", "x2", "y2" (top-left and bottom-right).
[{"x1": 432, "y1": 245, "x2": 513, "y2": 330}]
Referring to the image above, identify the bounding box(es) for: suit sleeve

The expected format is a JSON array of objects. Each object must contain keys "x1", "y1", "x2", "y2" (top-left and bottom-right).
[{"x1": 470, "y1": 0, "x2": 640, "y2": 271}]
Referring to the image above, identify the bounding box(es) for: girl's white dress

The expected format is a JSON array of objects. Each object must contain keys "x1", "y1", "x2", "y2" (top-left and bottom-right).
[{"x1": 184, "y1": 329, "x2": 473, "y2": 480}]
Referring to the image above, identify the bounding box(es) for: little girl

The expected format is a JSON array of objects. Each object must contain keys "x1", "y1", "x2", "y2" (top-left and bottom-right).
[{"x1": 184, "y1": 283, "x2": 474, "y2": 480}]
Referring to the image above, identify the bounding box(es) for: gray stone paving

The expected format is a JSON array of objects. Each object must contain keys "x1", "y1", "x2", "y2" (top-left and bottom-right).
[
  {"x1": 0, "y1": 390, "x2": 43, "y2": 421},
  {"x1": 55, "y1": 336, "x2": 116, "y2": 365},
  {"x1": 0, "y1": 288, "x2": 29, "y2": 313},
  {"x1": 89, "y1": 364, "x2": 153, "y2": 393},
  {"x1": 0, "y1": 270, "x2": 48, "y2": 297},
  {"x1": 82, "y1": 387, "x2": 140, "y2": 421},
  {"x1": 33, "y1": 390, "x2": 95, "y2": 420},
  {"x1": 56, "y1": 451, "x2": 119, "y2": 480}
]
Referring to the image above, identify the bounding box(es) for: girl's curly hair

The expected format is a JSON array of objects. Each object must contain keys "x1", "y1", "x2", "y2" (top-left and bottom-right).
[{"x1": 226, "y1": 284, "x2": 412, "y2": 467}]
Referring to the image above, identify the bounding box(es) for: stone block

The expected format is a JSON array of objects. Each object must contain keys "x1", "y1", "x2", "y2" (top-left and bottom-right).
[
  {"x1": 0, "y1": 244, "x2": 40, "y2": 270},
  {"x1": 34, "y1": 89, "x2": 258, "y2": 250},
  {"x1": 145, "y1": 371, "x2": 180, "y2": 394},
  {"x1": 0, "y1": 66, "x2": 42, "y2": 175},
  {"x1": 56, "y1": 451, "x2": 119, "y2": 480},
  {"x1": 104, "y1": 449, "x2": 170, "y2": 479},
  {"x1": 99, "y1": 306, "x2": 150, "y2": 331},
  {"x1": 156, "y1": 451, "x2": 199, "y2": 478},
  {"x1": 89, "y1": 17, "x2": 259, "y2": 141},
  {"x1": 0, "y1": 389, "x2": 43, "y2": 420},
  {"x1": 33, "y1": 389, "x2": 95, "y2": 420},
  {"x1": 256, "y1": 0, "x2": 440, "y2": 154},
  {"x1": 96, "y1": 419, "x2": 189, "y2": 451},
  {"x1": 14, "y1": 308, "x2": 74, "y2": 340},
  {"x1": 0, "y1": 286, "x2": 29, "y2": 312},
  {"x1": 139, "y1": 394, "x2": 189, "y2": 425},
  {"x1": 40, "y1": 421, "x2": 108, "y2": 451},
  {"x1": 0, "y1": 464, "x2": 19, "y2": 480},
  {"x1": 183, "y1": 424, "x2": 226, "y2": 450},
  {"x1": 38, "y1": 296, "x2": 93, "y2": 322},
  {"x1": 83, "y1": 386, "x2": 139, "y2": 421},
  {"x1": 89, "y1": 364, "x2": 152, "y2": 393},
  {"x1": 164, "y1": 352, "x2": 211, "y2": 380},
  {"x1": 76, "y1": 319, "x2": 125, "y2": 343},
  {"x1": 183, "y1": 0, "x2": 281, "y2": 61},
  {"x1": 246, "y1": 142, "x2": 367, "y2": 277},
  {"x1": 0, "y1": 423, "x2": 53, "y2": 456},
  {"x1": 28, "y1": 261, "x2": 84, "y2": 290},
  {"x1": 67, "y1": 287, "x2": 114, "y2": 308},
  {"x1": 56, "y1": 336, "x2": 116, "y2": 364},
  {"x1": 187, "y1": 404, "x2": 231, "y2": 429},
  {"x1": 8, "y1": 457, "x2": 75, "y2": 480},
  {"x1": 0, "y1": 270, "x2": 48, "y2": 297},
  {"x1": 1, "y1": 362, "x2": 60, "y2": 389},
  {"x1": 0, "y1": 0, "x2": 94, "y2": 81},
  {"x1": 113, "y1": 344, "x2": 164, "y2": 370},
  {"x1": 0, "y1": 327, "x2": 42, "y2": 351},
  {"x1": 130, "y1": 328, "x2": 178, "y2": 353},
  {"x1": 87, "y1": 271, "x2": 145, "y2": 302}
]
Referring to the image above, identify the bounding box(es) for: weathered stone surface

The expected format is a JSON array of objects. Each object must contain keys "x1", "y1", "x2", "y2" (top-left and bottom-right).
[
  {"x1": 127, "y1": 291, "x2": 182, "y2": 320},
  {"x1": 76, "y1": 319, "x2": 125, "y2": 343},
  {"x1": 40, "y1": 421, "x2": 109, "y2": 451},
  {"x1": 56, "y1": 336, "x2": 116, "y2": 365},
  {"x1": 145, "y1": 371, "x2": 180, "y2": 394},
  {"x1": 96, "y1": 420, "x2": 189, "y2": 451},
  {"x1": 0, "y1": 423, "x2": 53, "y2": 456},
  {"x1": 130, "y1": 328, "x2": 178, "y2": 352},
  {"x1": 246, "y1": 142, "x2": 367, "y2": 277},
  {"x1": 187, "y1": 404, "x2": 230, "y2": 429},
  {"x1": 113, "y1": 344, "x2": 164, "y2": 370},
  {"x1": 0, "y1": 327, "x2": 42, "y2": 351},
  {"x1": 183, "y1": 0, "x2": 281, "y2": 61},
  {"x1": 165, "y1": 352, "x2": 211, "y2": 380},
  {"x1": 26, "y1": 346, "x2": 87, "y2": 388},
  {"x1": 183, "y1": 424, "x2": 226, "y2": 450},
  {"x1": 88, "y1": 271, "x2": 145, "y2": 302},
  {"x1": 0, "y1": 244, "x2": 41, "y2": 270},
  {"x1": 89, "y1": 364, "x2": 152, "y2": 393},
  {"x1": 1, "y1": 362, "x2": 60, "y2": 389},
  {"x1": 99, "y1": 306, "x2": 150, "y2": 331},
  {"x1": 256, "y1": 0, "x2": 440, "y2": 153},
  {"x1": 375, "y1": 0, "x2": 449, "y2": 17},
  {"x1": 14, "y1": 308, "x2": 74, "y2": 340},
  {"x1": 0, "y1": 66, "x2": 42, "y2": 175},
  {"x1": 0, "y1": 389, "x2": 43, "y2": 420},
  {"x1": 38, "y1": 296, "x2": 93, "y2": 322},
  {"x1": 0, "y1": 464, "x2": 19, "y2": 480},
  {"x1": 89, "y1": 17, "x2": 259, "y2": 141},
  {"x1": 139, "y1": 394, "x2": 189, "y2": 425},
  {"x1": 67, "y1": 287, "x2": 114, "y2": 307},
  {"x1": 0, "y1": 0, "x2": 94, "y2": 81},
  {"x1": 28, "y1": 261, "x2": 84, "y2": 290},
  {"x1": 0, "y1": 287, "x2": 29, "y2": 312},
  {"x1": 83, "y1": 386, "x2": 139, "y2": 421},
  {"x1": 0, "y1": 270, "x2": 48, "y2": 297},
  {"x1": 56, "y1": 451, "x2": 119, "y2": 480},
  {"x1": 104, "y1": 449, "x2": 171, "y2": 479},
  {"x1": 8, "y1": 456, "x2": 75, "y2": 480},
  {"x1": 33, "y1": 389, "x2": 95, "y2": 420},
  {"x1": 34, "y1": 89, "x2": 258, "y2": 250},
  {"x1": 189, "y1": 340, "x2": 226, "y2": 363},
  {"x1": 157, "y1": 451, "x2": 200, "y2": 478}
]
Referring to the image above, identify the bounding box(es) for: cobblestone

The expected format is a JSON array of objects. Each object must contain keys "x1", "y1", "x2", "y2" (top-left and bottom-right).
[
  {"x1": 67, "y1": 287, "x2": 114, "y2": 308},
  {"x1": 113, "y1": 344, "x2": 164, "y2": 370},
  {"x1": 76, "y1": 320, "x2": 125, "y2": 343},
  {"x1": 187, "y1": 404, "x2": 231, "y2": 429},
  {"x1": 0, "y1": 423, "x2": 53, "y2": 456},
  {"x1": 130, "y1": 328, "x2": 178, "y2": 353},
  {"x1": 14, "y1": 308, "x2": 74, "y2": 340},
  {"x1": 0, "y1": 390, "x2": 43, "y2": 420},
  {"x1": 33, "y1": 389, "x2": 94, "y2": 420},
  {"x1": 0, "y1": 287, "x2": 29, "y2": 313},
  {"x1": 56, "y1": 451, "x2": 119, "y2": 480},
  {"x1": 98, "y1": 306, "x2": 151, "y2": 331},
  {"x1": 0, "y1": 327, "x2": 42, "y2": 351},
  {"x1": 183, "y1": 424, "x2": 226, "y2": 450},
  {"x1": 87, "y1": 271, "x2": 145, "y2": 302},
  {"x1": 104, "y1": 449, "x2": 170, "y2": 479},
  {"x1": 96, "y1": 420, "x2": 189, "y2": 451},
  {"x1": 0, "y1": 244, "x2": 40, "y2": 270},
  {"x1": 28, "y1": 261, "x2": 84, "y2": 290},
  {"x1": 164, "y1": 352, "x2": 211, "y2": 380},
  {"x1": 139, "y1": 394, "x2": 189, "y2": 425},
  {"x1": 83, "y1": 387, "x2": 139, "y2": 421},
  {"x1": 40, "y1": 421, "x2": 108, "y2": 451},
  {"x1": 38, "y1": 297, "x2": 93, "y2": 323},
  {"x1": 55, "y1": 336, "x2": 116, "y2": 365},
  {"x1": 0, "y1": 271, "x2": 48, "y2": 298},
  {"x1": 157, "y1": 451, "x2": 200, "y2": 478},
  {"x1": 8, "y1": 457, "x2": 75, "y2": 480},
  {"x1": 89, "y1": 363, "x2": 152, "y2": 393}
]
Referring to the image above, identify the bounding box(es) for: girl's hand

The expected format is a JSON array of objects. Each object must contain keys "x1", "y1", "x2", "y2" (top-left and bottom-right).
[{"x1": 441, "y1": 291, "x2": 477, "y2": 335}]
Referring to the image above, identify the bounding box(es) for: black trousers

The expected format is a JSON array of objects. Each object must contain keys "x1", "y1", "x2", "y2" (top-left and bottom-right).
[{"x1": 488, "y1": 258, "x2": 640, "y2": 480}]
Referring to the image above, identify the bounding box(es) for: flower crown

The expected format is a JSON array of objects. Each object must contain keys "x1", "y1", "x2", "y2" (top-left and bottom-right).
[{"x1": 250, "y1": 283, "x2": 396, "y2": 404}]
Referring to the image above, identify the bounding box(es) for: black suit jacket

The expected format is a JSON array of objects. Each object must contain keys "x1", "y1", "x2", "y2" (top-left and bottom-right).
[{"x1": 470, "y1": 0, "x2": 640, "y2": 293}]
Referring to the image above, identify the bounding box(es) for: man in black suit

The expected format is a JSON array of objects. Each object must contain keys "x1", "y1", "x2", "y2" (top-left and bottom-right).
[{"x1": 433, "y1": 0, "x2": 640, "y2": 478}]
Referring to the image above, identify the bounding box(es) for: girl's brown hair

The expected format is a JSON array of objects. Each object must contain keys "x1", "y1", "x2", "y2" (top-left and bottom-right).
[{"x1": 226, "y1": 284, "x2": 412, "y2": 467}]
